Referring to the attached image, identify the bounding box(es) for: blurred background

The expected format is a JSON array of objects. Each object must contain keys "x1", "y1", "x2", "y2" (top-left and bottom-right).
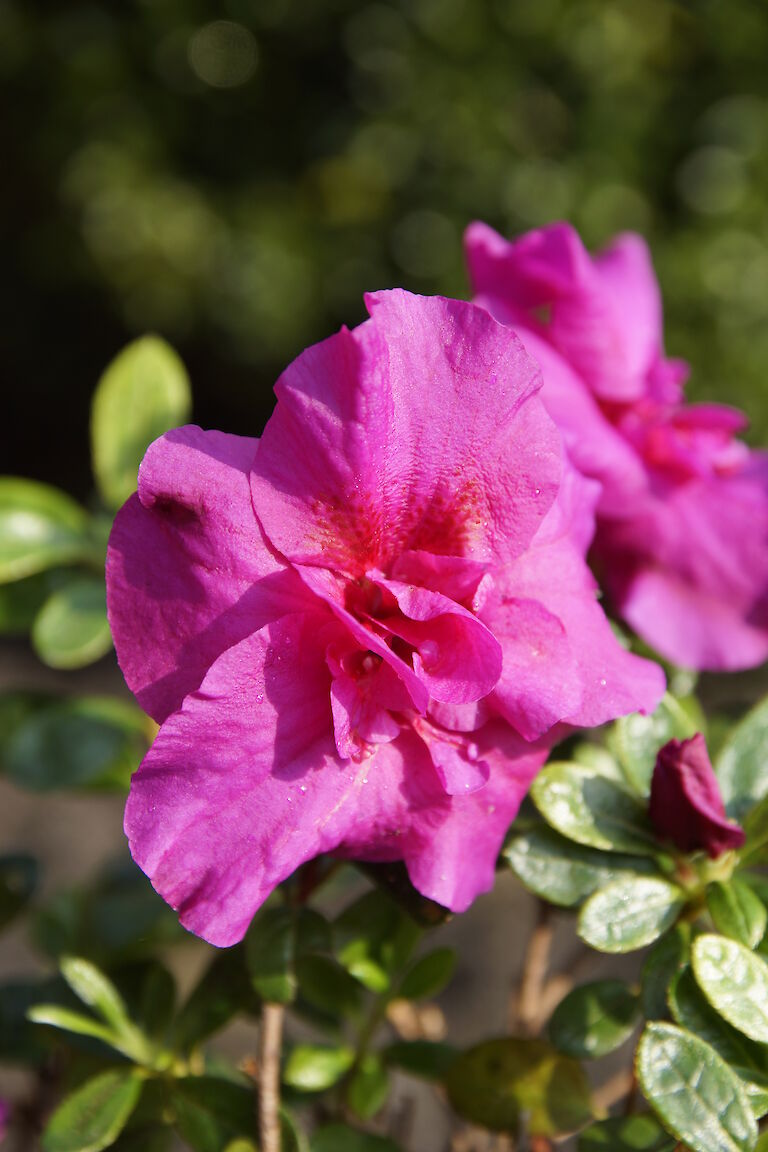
[{"x1": 4, "y1": 0, "x2": 768, "y2": 500}]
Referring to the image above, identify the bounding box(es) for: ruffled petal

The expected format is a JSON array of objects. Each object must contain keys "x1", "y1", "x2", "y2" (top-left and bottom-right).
[
  {"x1": 107, "y1": 426, "x2": 315, "y2": 723},
  {"x1": 251, "y1": 290, "x2": 561, "y2": 575}
]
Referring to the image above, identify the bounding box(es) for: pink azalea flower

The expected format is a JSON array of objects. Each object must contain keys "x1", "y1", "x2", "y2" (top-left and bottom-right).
[
  {"x1": 107, "y1": 291, "x2": 663, "y2": 946},
  {"x1": 465, "y1": 221, "x2": 768, "y2": 671},
  {"x1": 649, "y1": 734, "x2": 744, "y2": 858}
]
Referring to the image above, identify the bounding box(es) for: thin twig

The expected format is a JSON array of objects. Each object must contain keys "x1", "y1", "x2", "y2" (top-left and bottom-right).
[
  {"x1": 514, "y1": 903, "x2": 553, "y2": 1035},
  {"x1": 258, "y1": 1002, "x2": 285, "y2": 1152}
]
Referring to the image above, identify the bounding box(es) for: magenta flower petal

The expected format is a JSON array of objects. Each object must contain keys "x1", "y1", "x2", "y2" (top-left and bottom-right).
[
  {"x1": 250, "y1": 290, "x2": 562, "y2": 574},
  {"x1": 649, "y1": 734, "x2": 745, "y2": 858},
  {"x1": 126, "y1": 613, "x2": 351, "y2": 947},
  {"x1": 106, "y1": 427, "x2": 314, "y2": 722}
]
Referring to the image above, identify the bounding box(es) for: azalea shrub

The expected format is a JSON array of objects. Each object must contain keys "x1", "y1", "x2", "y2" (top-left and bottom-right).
[{"x1": 1, "y1": 225, "x2": 768, "y2": 1152}]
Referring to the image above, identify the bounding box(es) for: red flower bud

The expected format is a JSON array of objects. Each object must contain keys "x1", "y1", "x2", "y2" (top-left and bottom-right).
[{"x1": 649, "y1": 733, "x2": 745, "y2": 858}]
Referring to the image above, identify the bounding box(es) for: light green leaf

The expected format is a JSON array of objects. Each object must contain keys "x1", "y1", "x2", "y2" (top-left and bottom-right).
[
  {"x1": 578, "y1": 877, "x2": 684, "y2": 953},
  {"x1": 717, "y1": 697, "x2": 768, "y2": 820},
  {"x1": 530, "y1": 762, "x2": 658, "y2": 855},
  {"x1": 668, "y1": 968, "x2": 768, "y2": 1090},
  {"x1": 742, "y1": 796, "x2": 768, "y2": 866},
  {"x1": 283, "y1": 1044, "x2": 355, "y2": 1091},
  {"x1": 707, "y1": 881, "x2": 766, "y2": 949},
  {"x1": 444, "y1": 1036, "x2": 593, "y2": 1136},
  {"x1": 27, "y1": 1004, "x2": 125, "y2": 1051},
  {"x1": 346, "y1": 1053, "x2": 389, "y2": 1119},
  {"x1": 611, "y1": 693, "x2": 701, "y2": 796},
  {"x1": 577, "y1": 1114, "x2": 676, "y2": 1151},
  {"x1": 636, "y1": 1022, "x2": 757, "y2": 1152},
  {"x1": 692, "y1": 934, "x2": 768, "y2": 1042},
  {"x1": 398, "y1": 948, "x2": 455, "y2": 1000},
  {"x1": 59, "y1": 957, "x2": 152, "y2": 1064},
  {"x1": 0, "y1": 478, "x2": 91, "y2": 582},
  {"x1": 32, "y1": 575, "x2": 112, "y2": 669},
  {"x1": 42, "y1": 1068, "x2": 143, "y2": 1152},
  {"x1": 503, "y1": 826, "x2": 657, "y2": 907},
  {"x1": 91, "y1": 336, "x2": 192, "y2": 510},
  {"x1": 548, "y1": 980, "x2": 640, "y2": 1058}
]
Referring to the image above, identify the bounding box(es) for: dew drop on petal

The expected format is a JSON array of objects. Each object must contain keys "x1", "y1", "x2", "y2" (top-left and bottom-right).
[
  {"x1": 600, "y1": 678, "x2": 607, "y2": 687},
  {"x1": 466, "y1": 742, "x2": 479, "y2": 761}
]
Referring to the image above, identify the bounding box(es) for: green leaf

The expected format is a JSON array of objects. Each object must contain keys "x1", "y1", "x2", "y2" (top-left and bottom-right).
[
  {"x1": 42, "y1": 1069, "x2": 143, "y2": 1152},
  {"x1": 346, "y1": 1053, "x2": 389, "y2": 1119},
  {"x1": 0, "y1": 852, "x2": 37, "y2": 929},
  {"x1": 503, "y1": 826, "x2": 657, "y2": 907},
  {"x1": 58, "y1": 957, "x2": 152, "y2": 1063},
  {"x1": 717, "y1": 696, "x2": 768, "y2": 820},
  {"x1": 27, "y1": 1004, "x2": 125, "y2": 1051},
  {"x1": 611, "y1": 693, "x2": 700, "y2": 796},
  {"x1": 173, "y1": 947, "x2": 259, "y2": 1051},
  {"x1": 530, "y1": 762, "x2": 658, "y2": 855},
  {"x1": 668, "y1": 968, "x2": 768, "y2": 1109},
  {"x1": 283, "y1": 1044, "x2": 355, "y2": 1091},
  {"x1": 246, "y1": 906, "x2": 331, "y2": 1004},
  {"x1": 742, "y1": 796, "x2": 768, "y2": 865},
  {"x1": 383, "y1": 1040, "x2": 458, "y2": 1080},
  {"x1": 636, "y1": 1022, "x2": 757, "y2": 1152},
  {"x1": 398, "y1": 947, "x2": 455, "y2": 1000},
  {"x1": 692, "y1": 934, "x2": 768, "y2": 1042},
  {"x1": 548, "y1": 980, "x2": 640, "y2": 1059},
  {"x1": 310, "y1": 1125, "x2": 402, "y2": 1152},
  {"x1": 0, "y1": 571, "x2": 56, "y2": 633},
  {"x1": 91, "y1": 336, "x2": 192, "y2": 510},
  {"x1": 578, "y1": 877, "x2": 685, "y2": 953},
  {"x1": 707, "y1": 881, "x2": 766, "y2": 949},
  {"x1": 171, "y1": 1077, "x2": 253, "y2": 1152},
  {"x1": 32, "y1": 575, "x2": 112, "y2": 669},
  {"x1": 4, "y1": 696, "x2": 147, "y2": 792},
  {"x1": 0, "y1": 478, "x2": 91, "y2": 582},
  {"x1": 295, "y1": 954, "x2": 363, "y2": 1017},
  {"x1": 577, "y1": 1114, "x2": 676, "y2": 1151},
  {"x1": 641, "y1": 922, "x2": 691, "y2": 1020},
  {"x1": 444, "y1": 1036, "x2": 593, "y2": 1136}
]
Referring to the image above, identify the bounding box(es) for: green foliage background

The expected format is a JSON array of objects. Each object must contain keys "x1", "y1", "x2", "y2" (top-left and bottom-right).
[{"x1": 3, "y1": 0, "x2": 768, "y2": 495}]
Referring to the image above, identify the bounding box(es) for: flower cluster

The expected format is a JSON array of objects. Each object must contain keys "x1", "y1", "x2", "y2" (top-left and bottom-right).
[
  {"x1": 465, "y1": 221, "x2": 768, "y2": 671},
  {"x1": 107, "y1": 226, "x2": 768, "y2": 947}
]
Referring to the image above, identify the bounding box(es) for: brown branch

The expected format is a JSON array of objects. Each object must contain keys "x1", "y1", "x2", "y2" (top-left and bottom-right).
[
  {"x1": 513, "y1": 903, "x2": 553, "y2": 1035},
  {"x1": 258, "y1": 1002, "x2": 285, "y2": 1152}
]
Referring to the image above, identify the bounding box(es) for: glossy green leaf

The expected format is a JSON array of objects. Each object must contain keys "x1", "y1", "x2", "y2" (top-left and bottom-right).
[
  {"x1": 61, "y1": 956, "x2": 132, "y2": 1033},
  {"x1": 578, "y1": 877, "x2": 684, "y2": 953},
  {"x1": 717, "y1": 697, "x2": 768, "y2": 820},
  {"x1": 530, "y1": 762, "x2": 658, "y2": 855},
  {"x1": 641, "y1": 922, "x2": 691, "y2": 1020},
  {"x1": 0, "y1": 478, "x2": 90, "y2": 582},
  {"x1": 692, "y1": 934, "x2": 768, "y2": 1042},
  {"x1": 611, "y1": 693, "x2": 700, "y2": 796},
  {"x1": 548, "y1": 980, "x2": 640, "y2": 1058},
  {"x1": 91, "y1": 336, "x2": 192, "y2": 510},
  {"x1": 503, "y1": 826, "x2": 656, "y2": 907},
  {"x1": 444, "y1": 1036, "x2": 593, "y2": 1136},
  {"x1": 668, "y1": 968, "x2": 768, "y2": 1082},
  {"x1": 383, "y1": 1039, "x2": 458, "y2": 1079},
  {"x1": 0, "y1": 852, "x2": 37, "y2": 929},
  {"x1": 310, "y1": 1125, "x2": 402, "y2": 1152},
  {"x1": 577, "y1": 1114, "x2": 676, "y2": 1151},
  {"x1": 4, "y1": 696, "x2": 147, "y2": 791},
  {"x1": 171, "y1": 1077, "x2": 253, "y2": 1152},
  {"x1": 636, "y1": 1022, "x2": 757, "y2": 1152},
  {"x1": 32, "y1": 575, "x2": 112, "y2": 669},
  {"x1": 346, "y1": 1053, "x2": 389, "y2": 1119},
  {"x1": 283, "y1": 1044, "x2": 355, "y2": 1091},
  {"x1": 707, "y1": 881, "x2": 766, "y2": 949},
  {"x1": 741, "y1": 796, "x2": 768, "y2": 865},
  {"x1": 398, "y1": 947, "x2": 455, "y2": 1000},
  {"x1": 246, "y1": 906, "x2": 331, "y2": 1004},
  {"x1": 27, "y1": 1004, "x2": 125, "y2": 1051},
  {"x1": 42, "y1": 1069, "x2": 143, "y2": 1152}
]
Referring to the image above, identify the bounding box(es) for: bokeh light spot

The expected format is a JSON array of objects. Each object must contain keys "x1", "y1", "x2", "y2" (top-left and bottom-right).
[{"x1": 188, "y1": 21, "x2": 258, "y2": 89}]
